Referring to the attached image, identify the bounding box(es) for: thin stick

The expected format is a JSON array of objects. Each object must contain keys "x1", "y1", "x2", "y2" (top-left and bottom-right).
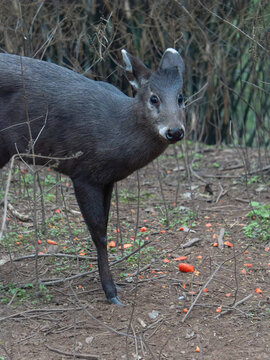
[
  {"x1": 45, "y1": 344, "x2": 99, "y2": 359},
  {"x1": 216, "y1": 294, "x2": 253, "y2": 318},
  {"x1": 182, "y1": 255, "x2": 235, "y2": 322}
]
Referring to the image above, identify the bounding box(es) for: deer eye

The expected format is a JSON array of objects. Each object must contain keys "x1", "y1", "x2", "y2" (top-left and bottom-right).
[
  {"x1": 178, "y1": 94, "x2": 184, "y2": 106},
  {"x1": 150, "y1": 94, "x2": 159, "y2": 105}
]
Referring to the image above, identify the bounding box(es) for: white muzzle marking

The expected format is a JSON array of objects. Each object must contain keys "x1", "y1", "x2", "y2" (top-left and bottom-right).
[
  {"x1": 158, "y1": 124, "x2": 185, "y2": 139},
  {"x1": 158, "y1": 125, "x2": 168, "y2": 139}
]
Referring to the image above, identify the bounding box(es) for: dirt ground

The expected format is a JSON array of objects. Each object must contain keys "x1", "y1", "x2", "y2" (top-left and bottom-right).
[{"x1": 0, "y1": 144, "x2": 269, "y2": 360}]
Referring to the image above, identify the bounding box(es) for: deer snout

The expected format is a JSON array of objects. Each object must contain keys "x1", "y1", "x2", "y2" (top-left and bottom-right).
[{"x1": 165, "y1": 127, "x2": 184, "y2": 142}]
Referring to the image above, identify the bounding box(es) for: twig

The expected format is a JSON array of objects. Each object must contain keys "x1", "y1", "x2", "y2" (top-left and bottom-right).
[
  {"x1": 197, "y1": 0, "x2": 268, "y2": 53},
  {"x1": 0, "y1": 201, "x2": 31, "y2": 221},
  {"x1": 216, "y1": 294, "x2": 253, "y2": 318},
  {"x1": 45, "y1": 344, "x2": 99, "y2": 359},
  {"x1": 217, "y1": 228, "x2": 225, "y2": 249},
  {"x1": 129, "y1": 263, "x2": 151, "y2": 277},
  {"x1": 182, "y1": 255, "x2": 235, "y2": 322},
  {"x1": 12, "y1": 253, "x2": 97, "y2": 262},
  {"x1": 185, "y1": 82, "x2": 208, "y2": 108},
  {"x1": 216, "y1": 183, "x2": 227, "y2": 203},
  {"x1": 40, "y1": 241, "x2": 152, "y2": 286},
  {"x1": 248, "y1": 165, "x2": 270, "y2": 174},
  {"x1": 0, "y1": 155, "x2": 16, "y2": 242},
  {"x1": 69, "y1": 285, "x2": 135, "y2": 339},
  {"x1": 190, "y1": 162, "x2": 208, "y2": 184},
  {"x1": 0, "y1": 307, "x2": 84, "y2": 323},
  {"x1": 182, "y1": 238, "x2": 202, "y2": 249},
  {"x1": 234, "y1": 197, "x2": 250, "y2": 203}
]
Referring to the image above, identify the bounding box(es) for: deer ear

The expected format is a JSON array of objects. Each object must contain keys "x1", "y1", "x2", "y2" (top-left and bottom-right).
[
  {"x1": 159, "y1": 48, "x2": 185, "y2": 75},
  {"x1": 121, "y1": 49, "x2": 152, "y2": 89}
]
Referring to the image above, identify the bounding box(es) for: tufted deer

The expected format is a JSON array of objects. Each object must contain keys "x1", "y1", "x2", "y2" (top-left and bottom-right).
[{"x1": 0, "y1": 48, "x2": 185, "y2": 305}]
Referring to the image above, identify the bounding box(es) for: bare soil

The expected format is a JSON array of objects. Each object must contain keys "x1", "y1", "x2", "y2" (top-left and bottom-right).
[{"x1": 0, "y1": 144, "x2": 269, "y2": 360}]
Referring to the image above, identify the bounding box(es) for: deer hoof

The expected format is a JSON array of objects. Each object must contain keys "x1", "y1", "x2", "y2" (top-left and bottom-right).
[{"x1": 109, "y1": 296, "x2": 125, "y2": 306}]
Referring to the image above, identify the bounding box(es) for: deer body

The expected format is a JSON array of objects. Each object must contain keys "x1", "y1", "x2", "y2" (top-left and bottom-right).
[{"x1": 0, "y1": 49, "x2": 185, "y2": 304}]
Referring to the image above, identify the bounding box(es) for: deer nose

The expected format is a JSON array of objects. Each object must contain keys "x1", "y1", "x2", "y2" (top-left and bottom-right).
[{"x1": 166, "y1": 127, "x2": 184, "y2": 142}]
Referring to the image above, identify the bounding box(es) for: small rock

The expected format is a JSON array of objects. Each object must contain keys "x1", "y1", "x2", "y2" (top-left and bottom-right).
[
  {"x1": 85, "y1": 336, "x2": 94, "y2": 345},
  {"x1": 148, "y1": 310, "x2": 159, "y2": 320},
  {"x1": 255, "y1": 185, "x2": 267, "y2": 193},
  {"x1": 75, "y1": 341, "x2": 83, "y2": 352},
  {"x1": 183, "y1": 192, "x2": 192, "y2": 199}
]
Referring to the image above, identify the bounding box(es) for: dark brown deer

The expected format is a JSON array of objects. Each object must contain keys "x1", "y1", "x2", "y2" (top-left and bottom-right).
[{"x1": 0, "y1": 48, "x2": 185, "y2": 305}]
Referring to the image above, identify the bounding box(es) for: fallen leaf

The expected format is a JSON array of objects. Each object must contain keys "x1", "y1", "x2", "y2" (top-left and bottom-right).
[
  {"x1": 205, "y1": 223, "x2": 212, "y2": 228},
  {"x1": 243, "y1": 250, "x2": 249, "y2": 254},
  {"x1": 195, "y1": 346, "x2": 200, "y2": 353},
  {"x1": 241, "y1": 269, "x2": 247, "y2": 275},
  {"x1": 213, "y1": 242, "x2": 218, "y2": 247},
  {"x1": 160, "y1": 230, "x2": 166, "y2": 234},
  {"x1": 108, "y1": 241, "x2": 116, "y2": 248},
  {"x1": 244, "y1": 263, "x2": 253, "y2": 268},
  {"x1": 196, "y1": 255, "x2": 202, "y2": 259},
  {"x1": 255, "y1": 288, "x2": 262, "y2": 294},
  {"x1": 225, "y1": 293, "x2": 231, "y2": 297},
  {"x1": 162, "y1": 258, "x2": 171, "y2": 263},
  {"x1": 224, "y1": 241, "x2": 233, "y2": 248}
]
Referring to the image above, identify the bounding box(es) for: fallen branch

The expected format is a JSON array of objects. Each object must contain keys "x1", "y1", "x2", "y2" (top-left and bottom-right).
[
  {"x1": 218, "y1": 228, "x2": 225, "y2": 249},
  {"x1": 0, "y1": 201, "x2": 32, "y2": 222},
  {"x1": 182, "y1": 238, "x2": 201, "y2": 249}
]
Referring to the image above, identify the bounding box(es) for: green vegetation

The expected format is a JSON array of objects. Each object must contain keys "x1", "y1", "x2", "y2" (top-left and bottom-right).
[
  {"x1": 160, "y1": 206, "x2": 196, "y2": 229},
  {"x1": 0, "y1": 283, "x2": 52, "y2": 305},
  {"x1": 247, "y1": 175, "x2": 261, "y2": 184},
  {"x1": 117, "y1": 189, "x2": 156, "y2": 204},
  {"x1": 244, "y1": 202, "x2": 270, "y2": 242}
]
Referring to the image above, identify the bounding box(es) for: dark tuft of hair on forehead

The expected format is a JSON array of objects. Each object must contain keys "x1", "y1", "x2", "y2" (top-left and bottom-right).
[{"x1": 149, "y1": 67, "x2": 182, "y2": 91}]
